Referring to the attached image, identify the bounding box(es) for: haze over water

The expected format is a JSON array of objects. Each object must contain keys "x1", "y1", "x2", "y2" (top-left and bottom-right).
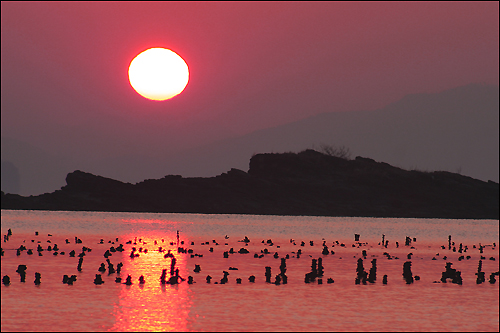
[{"x1": 1, "y1": 210, "x2": 499, "y2": 332}]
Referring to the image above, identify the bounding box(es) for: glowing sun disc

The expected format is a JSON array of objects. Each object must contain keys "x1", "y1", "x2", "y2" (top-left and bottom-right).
[{"x1": 128, "y1": 48, "x2": 189, "y2": 101}]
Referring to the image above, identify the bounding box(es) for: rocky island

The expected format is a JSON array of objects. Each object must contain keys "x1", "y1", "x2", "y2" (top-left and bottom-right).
[{"x1": 1, "y1": 150, "x2": 498, "y2": 219}]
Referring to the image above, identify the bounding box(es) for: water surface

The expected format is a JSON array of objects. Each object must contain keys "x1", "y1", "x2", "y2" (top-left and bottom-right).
[{"x1": 1, "y1": 210, "x2": 498, "y2": 331}]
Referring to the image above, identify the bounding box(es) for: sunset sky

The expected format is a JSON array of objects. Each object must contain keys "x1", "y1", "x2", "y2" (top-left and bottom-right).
[{"x1": 1, "y1": 2, "x2": 499, "y2": 195}]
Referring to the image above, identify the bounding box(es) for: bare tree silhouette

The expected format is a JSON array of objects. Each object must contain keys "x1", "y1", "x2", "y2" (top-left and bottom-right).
[{"x1": 318, "y1": 144, "x2": 352, "y2": 160}]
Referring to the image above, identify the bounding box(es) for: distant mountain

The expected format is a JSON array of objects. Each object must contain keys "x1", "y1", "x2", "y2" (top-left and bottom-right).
[
  {"x1": 3, "y1": 83, "x2": 498, "y2": 196},
  {"x1": 0, "y1": 137, "x2": 76, "y2": 196},
  {"x1": 131, "y1": 83, "x2": 498, "y2": 183},
  {"x1": 2, "y1": 150, "x2": 498, "y2": 219},
  {"x1": 1, "y1": 160, "x2": 20, "y2": 194}
]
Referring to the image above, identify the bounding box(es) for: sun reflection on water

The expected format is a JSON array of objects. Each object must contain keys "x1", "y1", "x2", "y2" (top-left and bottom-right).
[{"x1": 109, "y1": 232, "x2": 192, "y2": 332}]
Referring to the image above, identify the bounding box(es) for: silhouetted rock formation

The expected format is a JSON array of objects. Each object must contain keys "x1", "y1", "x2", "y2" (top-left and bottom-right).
[
  {"x1": 106, "y1": 259, "x2": 115, "y2": 274},
  {"x1": 63, "y1": 274, "x2": 77, "y2": 285},
  {"x1": 160, "y1": 269, "x2": 168, "y2": 284},
  {"x1": 355, "y1": 258, "x2": 368, "y2": 285},
  {"x1": 489, "y1": 271, "x2": 499, "y2": 284},
  {"x1": 279, "y1": 258, "x2": 288, "y2": 284},
  {"x1": 34, "y1": 272, "x2": 41, "y2": 285},
  {"x1": 476, "y1": 260, "x2": 486, "y2": 284},
  {"x1": 402, "y1": 261, "x2": 414, "y2": 284},
  {"x1": 368, "y1": 259, "x2": 377, "y2": 283},
  {"x1": 265, "y1": 267, "x2": 272, "y2": 283},
  {"x1": 170, "y1": 258, "x2": 177, "y2": 276},
  {"x1": 440, "y1": 263, "x2": 462, "y2": 285},
  {"x1": 77, "y1": 257, "x2": 83, "y2": 272},
  {"x1": 305, "y1": 258, "x2": 320, "y2": 283},
  {"x1": 220, "y1": 271, "x2": 229, "y2": 284},
  {"x1": 3, "y1": 275, "x2": 11, "y2": 286},
  {"x1": 2, "y1": 150, "x2": 498, "y2": 219},
  {"x1": 16, "y1": 264, "x2": 27, "y2": 282},
  {"x1": 94, "y1": 274, "x2": 104, "y2": 285},
  {"x1": 317, "y1": 258, "x2": 323, "y2": 278}
]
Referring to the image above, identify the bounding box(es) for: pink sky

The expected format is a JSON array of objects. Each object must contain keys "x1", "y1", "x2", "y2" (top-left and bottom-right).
[{"x1": 1, "y1": 2, "x2": 499, "y2": 194}]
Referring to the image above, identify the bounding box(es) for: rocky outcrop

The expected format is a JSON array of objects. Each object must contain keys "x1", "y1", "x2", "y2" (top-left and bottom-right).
[{"x1": 2, "y1": 150, "x2": 498, "y2": 219}]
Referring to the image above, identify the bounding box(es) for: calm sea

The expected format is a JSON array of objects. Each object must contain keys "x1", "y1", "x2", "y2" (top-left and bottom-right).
[{"x1": 1, "y1": 210, "x2": 499, "y2": 332}]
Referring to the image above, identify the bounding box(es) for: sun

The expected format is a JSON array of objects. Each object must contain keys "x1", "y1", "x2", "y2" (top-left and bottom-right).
[{"x1": 128, "y1": 48, "x2": 189, "y2": 101}]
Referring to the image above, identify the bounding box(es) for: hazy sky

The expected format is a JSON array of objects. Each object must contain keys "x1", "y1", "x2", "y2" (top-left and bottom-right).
[{"x1": 1, "y1": 2, "x2": 499, "y2": 193}]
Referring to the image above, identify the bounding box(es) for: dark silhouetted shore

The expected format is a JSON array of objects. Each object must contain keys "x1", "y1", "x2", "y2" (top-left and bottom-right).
[{"x1": 1, "y1": 150, "x2": 498, "y2": 219}]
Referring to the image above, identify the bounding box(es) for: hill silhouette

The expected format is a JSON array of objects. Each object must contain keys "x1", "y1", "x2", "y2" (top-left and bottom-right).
[
  {"x1": 87, "y1": 83, "x2": 499, "y2": 185},
  {"x1": 3, "y1": 83, "x2": 498, "y2": 197},
  {"x1": 2, "y1": 150, "x2": 498, "y2": 219}
]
